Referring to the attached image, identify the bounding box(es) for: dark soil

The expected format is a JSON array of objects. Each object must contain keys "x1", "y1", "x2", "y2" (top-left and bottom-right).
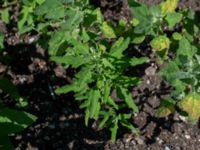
[{"x1": 1, "y1": 0, "x2": 200, "y2": 150}]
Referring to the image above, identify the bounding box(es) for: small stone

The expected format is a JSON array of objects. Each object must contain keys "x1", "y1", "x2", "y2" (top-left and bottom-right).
[
  {"x1": 165, "y1": 146, "x2": 171, "y2": 150},
  {"x1": 147, "y1": 79, "x2": 151, "y2": 84},
  {"x1": 145, "y1": 66, "x2": 156, "y2": 76},
  {"x1": 135, "y1": 137, "x2": 144, "y2": 145},
  {"x1": 185, "y1": 135, "x2": 191, "y2": 139},
  {"x1": 156, "y1": 137, "x2": 164, "y2": 145},
  {"x1": 68, "y1": 141, "x2": 75, "y2": 150},
  {"x1": 179, "y1": 115, "x2": 187, "y2": 122},
  {"x1": 59, "y1": 115, "x2": 67, "y2": 121}
]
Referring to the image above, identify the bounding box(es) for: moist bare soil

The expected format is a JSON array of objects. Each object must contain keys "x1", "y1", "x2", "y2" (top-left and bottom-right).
[{"x1": 0, "y1": 0, "x2": 200, "y2": 150}]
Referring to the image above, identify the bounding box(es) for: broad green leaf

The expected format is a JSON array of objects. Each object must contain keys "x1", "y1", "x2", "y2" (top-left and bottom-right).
[
  {"x1": 69, "y1": 38, "x2": 89, "y2": 54},
  {"x1": 35, "y1": 0, "x2": 65, "y2": 19},
  {"x1": 131, "y1": 34, "x2": 145, "y2": 44},
  {"x1": 0, "y1": 33, "x2": 4, "y2": 50},
  {"x1": 80, "y1": 100, "x2": 89, "y2": 109},
  {"x1": 81, "y1": 28, "x2": 90, "y2": 42},
  {"x1": 131, "y1": 18, "x2": 139, "y2": 27},
  {"x1": 101, "y1": 21, "x2": 116, "y2": 38},
  {"x1": 51, "y1": 55, "x2": 87, "y2": 68},
  {"x1": 150, "y1": 35, "x2": 170, "y2": 52},
  {"x1": 17, "y1": 5, "x2": 34, "y2": 33},
  {"x1": 160, "y1": 0, "x2": 179, "y2": 16},
  {"x1": 84, "y1": 8, "x2": 103, "y2": 26},
  {"x1": 110, "y1": 37, "x2": 130, "y2": 59},
  {"x1": 172, "y1": 32, "x2": 182, "y2": 40},
  {"x1": 55, "y1": 83, "x2": 77, "y2": 94},
  {"x1": 118, "y1": 114, "x2": 132, "y2": 120},
  {"x1": 61, "y1": 9, "x2": 83, "y2": 31},
  {"x1": 160, "y1": 61, "x2": 180, "y2": 81},
  {"x1": 103, "y1": 83, "x2": 111, "y2": 103},
  {"x1": 176, "y1": 38, "x2": 196, "y2": 61},
  {"x1": 0, "y1": 107, "x2": 37, "y2": 127},
  {"x1": 102, "y1": 58, "x2": 115, "y2": 69},
  {"x1": 179, "y1": 92, "x2": 200, "y2": 122},
  {"x1": 1, "y1": 8, "x2": 9, "y2": 24},
  {"x1": 75, "y1": 67, "x2": 92, "y2": 89},
  {"x1": 118, "y1": 87, "x2": 138, "y2": 112},
  {"x1": 119, "y1": 19, "x2": 127, "y2": 27},
  {"x1": 99, "y1": 112, "x2": 110, "y2": 128},
  {"x1": 129, "y1": 57, "x2": 149, "y2": 66},
  {"x1": 48, "y1": 31, "x2": 68, "y2": 55},
  {"x1": 165, "y1": 12, "x2": 182, "y2": 29},
  {"x1": 88, "y1": 89, "x2": 101, "y2": 118},
  {"x1": 110, "y1": 119, "x2": 118, "y2": 143},
  {"x1": 149, "y1": 4, "x2": 162, "y2": 23},
  {"x1": 108, "y1": 97, "x2": 119, "y2": 110},
  {"x1": 129, "y1": 1, "x2": 152, "y2": 34}
]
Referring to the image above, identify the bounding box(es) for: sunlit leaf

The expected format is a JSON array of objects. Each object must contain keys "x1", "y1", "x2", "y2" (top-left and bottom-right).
[
  {"x1": 35, "y1": 0, "x2": 65, "y2": 19},
  {"x1": 150, "y1": 35, "x2": 170, "y2": 52},
  {"x1": 118, "y1": 87, "x2": 138, "y2": 112},
  {"x1": 165, "y1": 12, "x2": 182, "y2": 29},
  {"x1": 179, "y1": 92, "x2": 200, "y2": 122},
  {"x1": 101, "y1": 21, "x2": 116, "y2": 38},
  {"x1": 110, "y1": 119, "x2": 118, "y2": 143},
  {"x1": 110, "y1": 37, "x2": 130, "y2": 59},
  {"x1": 160, "y1": 0, "x2": 179, "y2": 16},
  {"x1": 1, "y1": 8, "x2": 9, "y2": 24}
]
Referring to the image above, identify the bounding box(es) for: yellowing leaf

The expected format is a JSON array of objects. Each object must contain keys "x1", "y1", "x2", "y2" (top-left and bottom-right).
[
  {"x1": 157, "y1": 106, "x2": 175, "y2": 118},
  {"x1": 160, "y1": 0, "x2": 179, "y2": 16},
  {"x1": 101, "y1": 21, "x2": 116, "y2": 38},
  {"x1": 179, "y1": 92, "x2": 200, "y2": 122},
  {"x1": 150, "y1": 35, "x2": 170, "y2": 52}
]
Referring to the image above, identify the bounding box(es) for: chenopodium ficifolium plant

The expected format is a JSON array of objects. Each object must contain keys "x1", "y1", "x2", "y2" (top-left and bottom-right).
[
  {"x1": 129, "y1": 0, "x2": 200, "y2": 122},
  {"x1": 159, "y1": 6, "x2": 200, "y2": 122},
  {"x1": 52, "y1": 37, "x2": 149, "y2": 142},
  {"x1": 33, "y1": 0, "x2": 150, "y2": 142},
  {"x1": 128, "y1": 0, "x2": 181, "y2": 59}
]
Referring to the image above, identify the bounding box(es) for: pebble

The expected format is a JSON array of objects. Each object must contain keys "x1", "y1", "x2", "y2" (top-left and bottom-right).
[
  {"x1": 59, "y1": 115, "x2": 67, "y2": 121},
  {"x1": 145, "y1": 66, "x2": 157, "y2": 76},
  {"x1": 185, "y1": 135, "x2": 191, "y2": 139},
  {"x1": 156, "y1": 137, "x2": 164, "y2": 145},
  {"x1": 135, "y1": 137, "x2": 144, "y2": 145},
  {"x1": 68, "y1": 140, "x2": 75, "y2": 149},
  {"x1": 147, "y1": 79, "x2": 151, "y2": 84},
  {"x1": 165, "y1": 146, "x2": 171, "y2": 150},
  {"x1": 179, "y1": 115, "x2": 187, "y2": 122}
]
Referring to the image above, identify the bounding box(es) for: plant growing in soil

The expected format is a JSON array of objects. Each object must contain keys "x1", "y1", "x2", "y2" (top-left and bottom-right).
[
  {"x1": 1, "y1": 0, "x2": 200, "y2": 146},
  {"x1": 0, "y1": 1, "x2": 37, "y2": 149},
  {"x1": 0, "y1": 76, "x2": 37, "y2": 149},
  {"x1": 42, "y1": 0, "x2": 149, "y2": 141}
]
